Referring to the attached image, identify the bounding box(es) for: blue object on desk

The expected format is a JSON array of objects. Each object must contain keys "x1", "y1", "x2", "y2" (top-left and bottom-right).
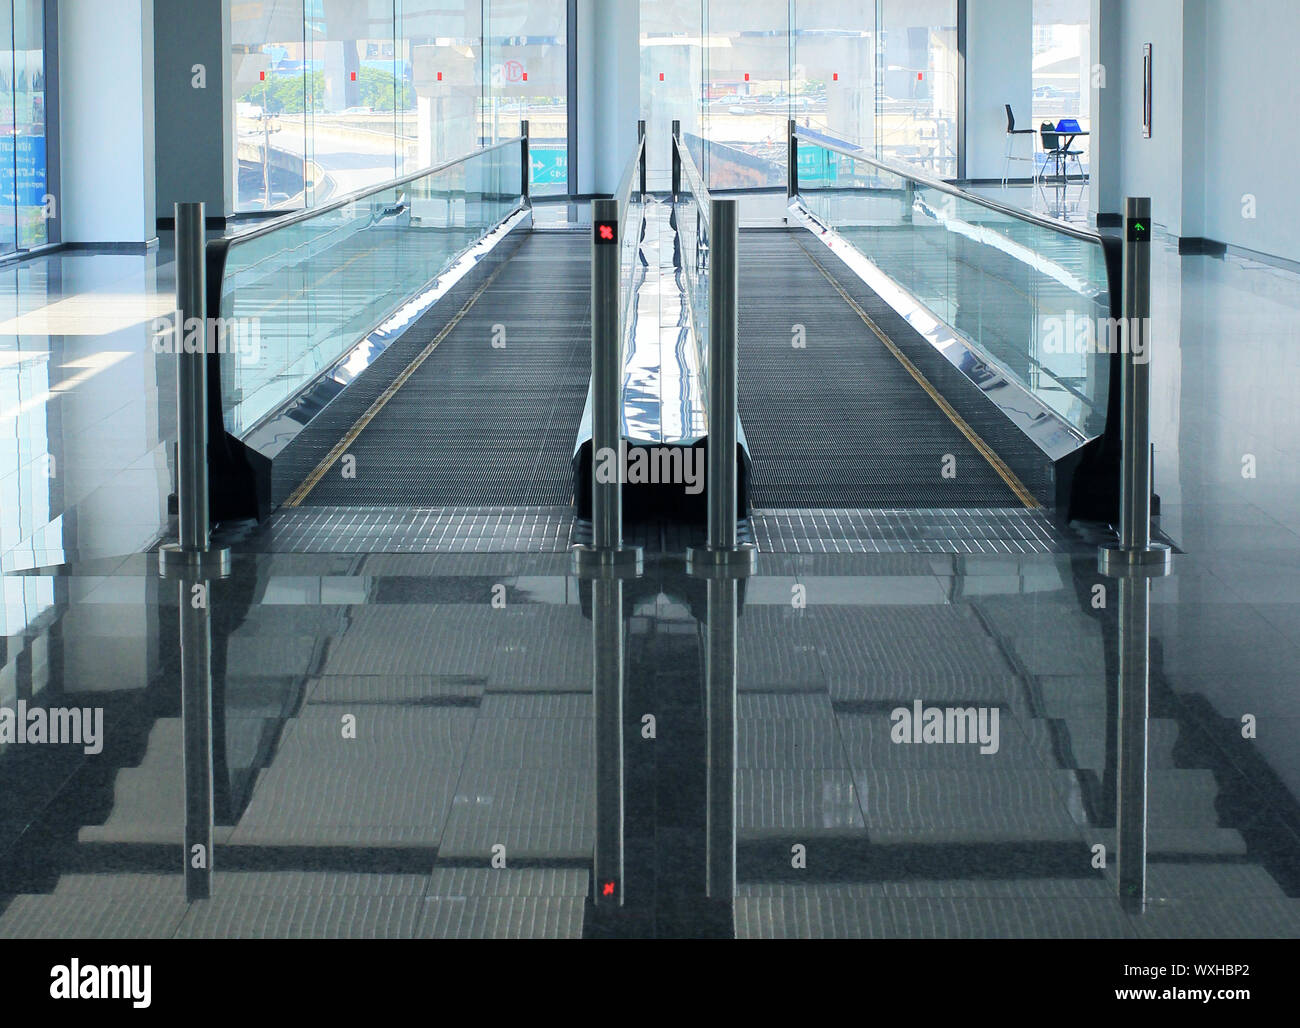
[{"x1": 1056, "y1": 118, "x2": 1081, "y2": 133}]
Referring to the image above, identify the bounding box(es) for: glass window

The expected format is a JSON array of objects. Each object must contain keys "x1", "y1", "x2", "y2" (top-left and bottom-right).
[
  {"x1": 305, "y1": 0, "x2": 403, "y2": 203},
  {"x1": 791, "y1": 2, "x2": 876, "y2": 150},
  {"x1": 231, "y1": 2, "x2": 565, "y2": 209},
  {"x1": 1032, "y1": 0, "x2": 1090, "y2": 171},
  {"x1": 399, "y1": 0, "x2": 485, "y2": 175},
  {"x1": 231, "y1": 1, "x2": 310, "y2": 212},
  {"x1": 878, "y1": 0, "x2": 958, "y2": 178},
  {"x1": 642, "y1": 1, "x2": 961, "y2": 192},
  {"x1": 0, "y1": 0, "x2": 49, "y2": 255},
  {"x1": 485, "y1": 0, "x2": 567, "y2": 196},
  {"x1": 639, "y1": 0, "x2": 704, "y2": 192},
  {"x1": 701, "y1": 0, "x2": 790, "y2": 191}
]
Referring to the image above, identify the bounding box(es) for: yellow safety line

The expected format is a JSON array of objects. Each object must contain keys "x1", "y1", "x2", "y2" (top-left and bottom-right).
[
  {"x1": 795, "y1": 236, "x2": 1041, "y2": 510},
  {"x1": 284, "y1": 260, "x2": 510, "y2": 507}
]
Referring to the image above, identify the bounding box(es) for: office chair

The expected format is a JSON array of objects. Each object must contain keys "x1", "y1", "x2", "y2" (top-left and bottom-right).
[
  {"x1": 1039, "y1": 121, "x2": 1084, "y2": 182},
  {"x1": 1002, "y1": 104, "x2": 1037, "y2": 187}
]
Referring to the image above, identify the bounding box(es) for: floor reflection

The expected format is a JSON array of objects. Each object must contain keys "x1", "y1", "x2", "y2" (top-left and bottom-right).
[{"x1": 1, "y1": 513, "x2": 1298, "y2": 938}]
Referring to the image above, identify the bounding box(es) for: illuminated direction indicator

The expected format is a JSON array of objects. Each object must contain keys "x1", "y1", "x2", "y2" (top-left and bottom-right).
[
  {"x1": 595, "y1": 221, "x2": 618, "y2": 245},
  {"x1": 601, "y1": 881, "x2": 616, "y2": 898},
  {"x1": 1127, "y1": 219, "x2": 1150, "y2": 242}
]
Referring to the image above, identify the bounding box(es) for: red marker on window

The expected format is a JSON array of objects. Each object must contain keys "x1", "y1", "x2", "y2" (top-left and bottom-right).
[
  {"x1": 351, "y1": 71, "x2": 357, "y2": 81},
  {"x1": 522, "y1": 72, "x2": 528, "y2": 81},
  {"x1": 918, "y1": 72, "x2": 923, "y2": 81},
  {"x1": 260, "y1": 71, "x2": 266, "y2": 81},
  {"x1": 744, "y1": 73, "x2": 750, "y2": 82},
  {"x1": 833, "y1": 73, "x2": 839, "y2": 82},
  {"x1": 659, "y1": 72, "x2": 665, "y2": 81},
  {"x1": 437, "y1": 71, "x2": 443, "y2": 82}
]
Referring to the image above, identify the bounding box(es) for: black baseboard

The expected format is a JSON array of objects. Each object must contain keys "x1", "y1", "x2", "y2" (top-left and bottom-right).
[
  {"x1": 0, "y1": 241, "x2": 66, "y2": 266},
  {"x1": 157, "y1": 215, "x2": 228, "y2": 231},
  {"x1": 1178, "y1": 236, "x2": 1228, "y2": 257},
  {"x1": 64, "y1": 239, "x2": 159, "y2": 254},
  {"x1": 532, "y1": 193, "x2": 608, "y2": 203}
]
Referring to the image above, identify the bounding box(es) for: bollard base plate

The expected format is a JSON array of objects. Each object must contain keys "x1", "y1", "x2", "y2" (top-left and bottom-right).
[
  {"x1": 687, "y1": 544, "x2": 758, "y2": 578},
  {"x1": 1098, "y1": 542, "x2": 1173, "y2": 579},
  {"x1": 159, "y1": 544, "x2": 232, "y2": 578},
  {"x1": 570, "y1": 544, "x2": 644, "y2": 580}
]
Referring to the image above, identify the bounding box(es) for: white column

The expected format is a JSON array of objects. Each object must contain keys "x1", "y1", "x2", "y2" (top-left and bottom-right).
[
  {"x1": 154, "y1": 0, "x2": 232, "y2": 220},
  {"x1": 59, "y1": 0, "x2": 156, "y2": 245},
  {"x1": 578, "y1": 0, "x2": 640, "y2": 195}
]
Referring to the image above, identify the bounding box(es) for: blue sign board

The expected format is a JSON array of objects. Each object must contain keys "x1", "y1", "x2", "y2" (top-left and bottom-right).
[
  {"x1": 530, "y1": 146, "x2": 567, "y2": 187},
  {"x1": 0, "y1": 135, "x2": 47, "y2": 207},
  {"x1": 796, "y1": 143, "x2": 837, "y2": 184}
]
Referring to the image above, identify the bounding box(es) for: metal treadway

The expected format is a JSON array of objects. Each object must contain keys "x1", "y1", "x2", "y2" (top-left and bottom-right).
[
  {"x1": 737, "y1": 229, "x2": 1025, "y2": 509},
  {"x1": 289, "y1": 232, "x2": 591, "y2": 507}
]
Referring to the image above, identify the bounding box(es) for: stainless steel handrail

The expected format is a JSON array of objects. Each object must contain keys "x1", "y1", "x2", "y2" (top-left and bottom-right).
[
  {"x1": 671, "y1": 129, "x2": 754, "y2": 572},
  {"x1": 793, "y1": 130, "x2": 1105, "y2": 245},
  {"x1": 674, "y1": 131, "x2": 712, "y2": 226},
  {"x1": 612, "y1": 133, "x2": 647, "y2": 229}
]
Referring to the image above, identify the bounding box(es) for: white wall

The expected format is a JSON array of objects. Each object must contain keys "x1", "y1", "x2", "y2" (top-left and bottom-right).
[
  {"x1": 1114, "y1": 0, "x2": 1184, "y2": 235},
  {"x1": 1097, "y1": 0, "x2": 1297, "y2": 263},
  {"x1": 964, "y1": 0, "x2": 1033, "y2": 181},
  {"x1": 1201, "y1": 0, "x2": 1298, "y2": 262},
  {"x1": 59, "y1": 0, "x2": 156, "y2": 245}
]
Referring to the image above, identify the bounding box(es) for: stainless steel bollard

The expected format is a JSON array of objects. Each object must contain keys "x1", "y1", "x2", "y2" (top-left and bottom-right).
[
  {"x1": 180, "y1": 577, "x2": 215, "y2": 901},
  {"x1": 1099, "y1": 197, "x2": 1170, "y2": 576},
  {"x1": 160, "y1": 202, "x2": 230, "y2": 576},
  {"x1": 592, "y1": 576, "x2": 625, "y2": 907},
  {"x1": 689, "y1": 199, "x2": 755, "y2": 574},
  {"x1": 704, "y1": 576, "x2": 738, "y2": 903},
  {"x1": 1115, "y1": 573, "x2": 1151, "y2": 913},
  {"x1": 571, "y1": 198, "x2": 642, "y2": 573}
]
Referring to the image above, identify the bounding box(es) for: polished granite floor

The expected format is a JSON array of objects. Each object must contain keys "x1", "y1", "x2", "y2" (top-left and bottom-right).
[
  {"x1": 3, "y1": 202, "x2": 1300, "y2": 937},
  {"x1": 1, "y1": 522, "x2": 1298, "y2": 938}
]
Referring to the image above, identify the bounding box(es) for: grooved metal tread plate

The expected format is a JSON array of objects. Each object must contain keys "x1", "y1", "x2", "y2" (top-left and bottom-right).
[
  {"x1": 752, "y1": 507, "x2": 1081, "y2": 554},
  {"x1": 231, "y1": 506, "x2": 574, "y2": 553}
]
